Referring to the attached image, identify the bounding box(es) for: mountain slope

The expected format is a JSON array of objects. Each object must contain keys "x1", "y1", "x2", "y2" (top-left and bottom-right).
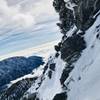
[
  {"x1": 21, "y1": 0, "x2": 100, "y2": 100},
  {"x1": 0, "y1": 56, "x2": 44, "y2": 90},
  {"x1": 1, "y1": 0, "x2": 100, "y2": 100},
  {"x1": 66, "y1": 14, "x2": 100, "y2": 100}
]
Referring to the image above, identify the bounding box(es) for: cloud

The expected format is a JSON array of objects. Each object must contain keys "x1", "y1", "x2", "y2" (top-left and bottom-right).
[
  {"x1": 12, "y1": 13, "x2": 35, "y2": 28},
  {"x1": 0, "y1": 0, "x2": 35, "y2": 28},
  {"x1": 0, "y1": 0, "x2": 57, "y2": 30},
  {"x1": 0, "y1": 0, "x2": 60, "y2": 57}
]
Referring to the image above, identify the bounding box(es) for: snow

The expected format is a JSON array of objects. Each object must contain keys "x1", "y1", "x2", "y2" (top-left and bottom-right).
[
  {"x1": 67, "y1": 25, "x2": 77, "y2": 37},
  {"x1": 21, "y1": 13, "x2": 100, "y2": 100},
  {"x1": 64, "y1": 0, "x2": 77, "y2": 17},
  {"x1": 26, "y1": 55, "x2": 66, "y2": 100},
  {"x1": 65, "y1": 13, "x2": 100, "y2": 100},
  {"x1": 5, "y1": 40, "x2": 59, "y2": 89},
  {"x1": 20, "y1": 9, "x2": 100, "y2": 100},
  {"x1": 65, "y1": 1, "x2": 77, "y2": 11},
  {"x1": 7, "y1": 64, "x2": 44, "y2": 88},
  {"x1": 3, "y1": 1, "x2": 100, "y2": 100},
  {"x1": 38, "y1": 56, "x2": 65, "y2": 100}
]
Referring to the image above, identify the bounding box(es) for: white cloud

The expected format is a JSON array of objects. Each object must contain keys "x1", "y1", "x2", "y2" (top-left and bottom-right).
[
  {"x1": 0, "y1": 0, "x2": 57, "y2": 30},
  {"x1": 0, "y1": 0, "x2": 35, "y2": 28},
  {"x1": 12, "y1": 13, "x2": 35, "y2": 28},
  {"x1": 0, "y1": 0, "x2": 60, "y2": 57},
  {"x1": 0, "y1": 0, "x2": 59, "y2": 37}
]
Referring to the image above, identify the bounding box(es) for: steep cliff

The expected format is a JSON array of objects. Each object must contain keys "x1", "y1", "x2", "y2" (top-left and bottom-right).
[
  {"x1": 22, "y1": 0, "x2": 100, "y2": 100},
  {"x1": 1, "y1": 0, "x2": 100, "y2": 100}
]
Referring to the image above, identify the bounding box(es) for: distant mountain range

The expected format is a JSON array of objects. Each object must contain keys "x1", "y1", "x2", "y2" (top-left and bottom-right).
[{"x1": 0, "y1": 56, "x2": 44, "y2": 90}]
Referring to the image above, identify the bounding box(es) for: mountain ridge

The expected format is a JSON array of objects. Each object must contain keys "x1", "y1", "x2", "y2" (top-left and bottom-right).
[{"x1": 1, "y1": 0, "x2": 100, "y2": 100}]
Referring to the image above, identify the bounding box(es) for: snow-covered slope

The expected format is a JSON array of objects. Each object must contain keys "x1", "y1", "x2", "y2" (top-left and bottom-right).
[
  {"x1": 0, "y1": 56, "x2": 44, "y2": 88},
  {"x1": 20, "y1": 0, "x2": 100, "y2": 100},
  {"x1": 1, "y1": 0, "x2": 100, "y2": 100},
  {"x1": 23, "y1": 55, "x2": 66, "y2": 100},
  {"x1": 66, "y1": 14, "x2": 100, "y2": 100},
  {"x1": 22, "y1": 13, "x2": 100, "y2": 100}
]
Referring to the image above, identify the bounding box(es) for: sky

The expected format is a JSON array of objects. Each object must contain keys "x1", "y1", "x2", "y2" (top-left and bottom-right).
[{"x1": 0, "y1": 0, "x2": 61, "y2": 58}]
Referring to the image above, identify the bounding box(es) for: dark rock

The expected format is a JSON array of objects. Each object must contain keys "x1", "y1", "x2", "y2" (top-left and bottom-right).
[
  {"x1": 55, "y1": 52, "x2": 60, "y2": 58},
  {"x1": 52, "y1": 0, "x2": 100, "y2": 99},
  {"x1": 43, "y1": 63, "x2": 48, "y2": 74},
  {"x1": 22, "y1": 92, "x2": 38, "y2": 100},
  {"x1": 53, "y1": 0, "x2": 100, "y2": 33},
  {"x1": 54, "y1": 45, "x2": 61, "y2": 52},
  {"x1": 62, "y1": 35, "x2": 67, "y2": 41},
  {"x1": 78, "y1": 31, "x2": 85, "y2": 35},
  {"x1": 96, "y1": 24, "x2": 100, "y2": 29},
  {"x1": 53, "y1": 92, "x2": 67, "y2": 100},
  {"x1": 60, "y1": 34, "x2": 86, "y2": 61},
  {"x1": 49, "y1": 63, "x2": 56, "y2": 71},
  {"x1": 60, "y1": 65, "x2": 74, "y2": 85},
  {"x1": 48, "y1": 70, "x2": 52, "y2": 79},
  {"x1": 73, "y1": 0, "x2": 100, "y2": 30},
  {"x1": 53, "y1": 0, "x2": 74, "y2": 34},
  {"x1": 0, "y1": 77, "x2": 38, "y2": 100},
  {"x1": 58, "y1": 42, "x2": 62, "y2": 48},
  {"x1": 78, "y1": 76, "x2": 81, "y2": 80},
  {"x1": 96, "y1": 34, "x2": 99, "y2": 38}
]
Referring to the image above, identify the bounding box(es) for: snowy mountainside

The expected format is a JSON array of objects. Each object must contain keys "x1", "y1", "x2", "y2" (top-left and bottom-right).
[
  {"x1": 66, "y1": 14, "x2": 100, "y2": 100},
  {"x1": 0, "y1": 41, "x2": 57, "y2": 100},
  {"x1": 1, "y1": 0, "x2": 100, "y2": 100},
  {"x1": 0, "y1": 56, "x2": 44, "y2": 100},
  {"x1": 22, "y1": 55, "x2": 66, "y2": 100},
  {"x1": 0, "y1": 56, "x2": 44, "y2": 88},
  {"x1": 23, "y1": 13, "x2": 100, "y2": 100},
  {"x1": 21, "y1": 0, "x2": 100, "y2": 100}
]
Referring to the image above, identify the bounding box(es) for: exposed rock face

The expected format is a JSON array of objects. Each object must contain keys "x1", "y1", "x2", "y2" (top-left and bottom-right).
[
  {"x1": 60, "y1": 65, "x2": 73, "y2": 85},
  {"x1": 52, "y1": 0, "x2": 100, "y2": 100},
  {"x1": 53, "y1": 0, "x2": 74, "y2": 34},
  {"x1": 60, "y1": 34, "x2": 86, "y2": 61},
  {"x1": 53, "y1": 0, "x2": 100, "y2": 31},
  {"x1": 0, "y1": 77, "x2": 37, "y2": 100},
  {"x1": 53, "y1": 92, "x2": 67, "y2": 100},
  {"x1": 73, "y1": 0, "x2": 100, "y2": 30},
  {"x1": 20, "y1": 0, "x2": 100, "y2": 100}
]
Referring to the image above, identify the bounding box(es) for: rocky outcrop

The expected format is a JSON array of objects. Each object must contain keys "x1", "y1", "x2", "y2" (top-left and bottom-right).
[
  {"x1": 0, "y1": 77, "x2": 37, "y2": 100},
  {"x1": 53, "y1": 0, "x2": 74, "y2": 34},
  {"x1": 60, "y1": 34, "x2": 86, "y2": 61},
  {"x1": 53, "y1": 0, "x2": 100, "y2": 31},
  {"x1": 52, "y1": 0, "x2": 100, "y2": 100},
  {"x1": 73, "y1": 0, "x2": 100, "y2": 30},
  {"x1": 22, "y1": 0, "x2": 100, "y2": 100},
  {"x1": 53, "y1": 92, "x2": 67, "y2": 100},
  {"x1": 19, "y1": 0, "x2": 100, "y2": 100}
]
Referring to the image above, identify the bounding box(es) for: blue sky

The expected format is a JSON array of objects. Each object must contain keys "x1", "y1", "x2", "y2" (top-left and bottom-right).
[{"x1": 0, "y1": 0, "x2": 61, "y2": 56}]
